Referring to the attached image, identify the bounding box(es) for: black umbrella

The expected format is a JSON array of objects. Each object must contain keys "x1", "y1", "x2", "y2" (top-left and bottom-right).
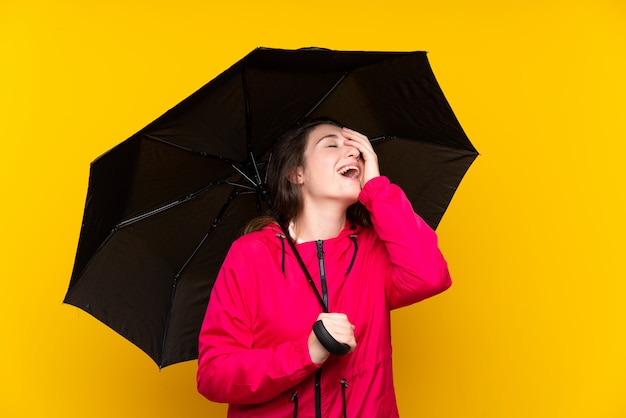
[{"x1": 64, "y1": 47, "x2": 477, "y2": 368}]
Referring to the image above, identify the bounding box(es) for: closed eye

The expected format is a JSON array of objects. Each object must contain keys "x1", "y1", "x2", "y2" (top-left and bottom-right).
[{"x1": 316, "y1": 134, "x2": 340, "y2": 148}]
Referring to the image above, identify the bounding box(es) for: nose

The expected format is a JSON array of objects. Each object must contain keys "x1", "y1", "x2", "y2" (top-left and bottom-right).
[{"x1": 345, "y1": 145, "x2": 359, "y2": 160}]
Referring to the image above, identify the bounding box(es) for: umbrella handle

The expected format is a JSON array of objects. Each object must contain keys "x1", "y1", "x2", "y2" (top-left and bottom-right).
[{"x1": 312, "y1": 320, "x2": 351, "y2": 356}]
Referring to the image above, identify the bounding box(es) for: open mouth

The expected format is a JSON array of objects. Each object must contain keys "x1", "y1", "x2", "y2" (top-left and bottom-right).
[{"x1": 338, "y1": 165, "x2": 361, "y2": 179}]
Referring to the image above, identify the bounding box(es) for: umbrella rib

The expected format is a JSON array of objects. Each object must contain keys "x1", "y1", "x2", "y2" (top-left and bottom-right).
[
  {"x1": 116, "y1": 200, "x2": 182, "y2": 228},
  {"x1": 171, "y1": 186, "x2": 260, "y2": 279},
  {"x1": 173, "y1": 186, "x2": 240, "y2": 279},
  {"x1": 231, "y1": 161, "x2": 259, "y2": 187},
  {"x1": 160, "y1": 187, "x2": 242, "y2": 363},
  {"x1": 369, "y1": 135, "x2": 389, "y2": 144},
  {"x1": 264, "y1": 153, "x2": 272, "y2": 183},
  {"x1": 224, "y1": 181, "x2": 256, "y2": 191},
  {"x1": 115, "y1": 181, "x2": 222, "y2": 229},
  {"x1": 229, "y1": 153, "x2": 265, "y2": 189},
  {"x1": 371, "y1": 134, "x2": 479, "y2": 154},
  {"x1": 115, "y1": 156, "x2": 267, "y2": 230},
  {"x1": 143, "y1": 134, "x2": 241, "y2": 165},
  {"x1": 299, "y1": 72, "x2": 348, "y2": 122},
  {"x1": 250, "y1": 153, "x2": 263, "y2": 186}
]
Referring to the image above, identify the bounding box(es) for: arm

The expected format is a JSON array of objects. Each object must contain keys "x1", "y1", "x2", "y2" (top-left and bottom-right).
[
  {"x1": 196, "y1": 239, "x2": 319, "y2": 404},
  {"x1": 359, "y1": 176, "x2": 452, "y2": 309}
]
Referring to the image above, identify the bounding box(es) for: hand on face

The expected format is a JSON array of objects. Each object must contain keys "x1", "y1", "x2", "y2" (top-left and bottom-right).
[{"x1": 341, "y1": 127, "x2": 380, "y2": 188}]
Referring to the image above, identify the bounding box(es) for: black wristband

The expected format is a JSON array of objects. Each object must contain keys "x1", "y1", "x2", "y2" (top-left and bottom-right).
[{"x1": 312, "y1": 320, "x2": 351, "y2": 356}]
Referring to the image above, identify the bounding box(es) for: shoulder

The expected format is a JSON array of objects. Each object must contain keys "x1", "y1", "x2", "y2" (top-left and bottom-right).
[
  {"x1": 351, "y1": 224, "x2": 381, "y2": 251},
  {"x1": 230, "y1": 223, "x2": 283, "y2": 254}
]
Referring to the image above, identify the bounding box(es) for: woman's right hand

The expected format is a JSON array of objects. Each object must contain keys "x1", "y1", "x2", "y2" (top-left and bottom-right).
[
  {"x1": 342, "y1": 127, "x2": 380, "y2": 189},
  {"x1": 308, "y1": 312, "x2": 356, "y2": 364}
]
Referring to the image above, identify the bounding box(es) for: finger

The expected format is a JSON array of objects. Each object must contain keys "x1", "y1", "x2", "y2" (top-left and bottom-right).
[
  {"x1": 318, "y1": 312, "x2": 348, "y2": 321},
  {"x1": 342, "y1": 127, "x2": 367, "y2": 139},
  {"x1": 342, "y1": 131, "x2": 375, "y2": 155},
  {"x1": 321, "y1": 318, "x2": 355, "y2": 339},
  {"x1": 342, "y1": 129, "x2": 370, "y2": 146},
  {"x1": 318, "y1": 315, "x2": 351, "y2": 333}
]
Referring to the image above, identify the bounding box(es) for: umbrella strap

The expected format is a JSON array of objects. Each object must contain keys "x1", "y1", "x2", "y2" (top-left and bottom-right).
[{"x1": 279, "y1": 223, "x2": 328, "y2": 312}]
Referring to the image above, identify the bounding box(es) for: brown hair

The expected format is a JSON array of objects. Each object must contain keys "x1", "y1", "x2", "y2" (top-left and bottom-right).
[{"x1": 244, "y1": 118, "x2": 371, "y2": 234}]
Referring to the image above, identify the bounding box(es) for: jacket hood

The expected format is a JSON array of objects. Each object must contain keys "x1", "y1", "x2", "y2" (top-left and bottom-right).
[
  {"x1": 260, "y1": 220, "x2": 363, "y2": 249},
  {"x1": 255, "y1": 220, "x2": 363, "y2": 277}
]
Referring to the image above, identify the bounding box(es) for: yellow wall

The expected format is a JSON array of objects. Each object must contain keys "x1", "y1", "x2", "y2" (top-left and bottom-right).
[{"x1": 1, "y1": 0, "x2": 624, "y2": 417}]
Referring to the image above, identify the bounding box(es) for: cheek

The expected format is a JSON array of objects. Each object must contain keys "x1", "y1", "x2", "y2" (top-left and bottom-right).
[{"x1": 302, "y1": 169, "x2": 321, "y2": 185}]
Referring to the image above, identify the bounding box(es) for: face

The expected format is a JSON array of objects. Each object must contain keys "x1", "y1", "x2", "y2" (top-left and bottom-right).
[{"x1": 294, "y1": 124, "x2": 364, "y2": 208}]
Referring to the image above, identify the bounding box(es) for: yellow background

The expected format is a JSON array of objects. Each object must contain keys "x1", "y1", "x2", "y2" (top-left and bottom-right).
[{"x1": 1, "y1": 0, "x2": 624, "y2": 416}]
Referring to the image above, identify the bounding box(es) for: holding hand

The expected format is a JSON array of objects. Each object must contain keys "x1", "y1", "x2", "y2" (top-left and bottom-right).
[{"x1": 308, "y1": 312, "x2": 356, "y2": 364}]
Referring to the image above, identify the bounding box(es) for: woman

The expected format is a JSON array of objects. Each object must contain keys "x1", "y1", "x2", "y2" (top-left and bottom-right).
[{"x1": 197, "y1": 118, "x2": 452, "y2": 417}]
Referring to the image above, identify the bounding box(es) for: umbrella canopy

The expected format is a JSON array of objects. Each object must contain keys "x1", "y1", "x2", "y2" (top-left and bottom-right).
[{"x1": 64, "y1": 47, "x2": 478, "y2": 368}]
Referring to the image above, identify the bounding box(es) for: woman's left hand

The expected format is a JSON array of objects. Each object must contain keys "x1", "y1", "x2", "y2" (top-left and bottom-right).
[{"x1": 342, "y1": 127, "x2": 380, "y2": 188}]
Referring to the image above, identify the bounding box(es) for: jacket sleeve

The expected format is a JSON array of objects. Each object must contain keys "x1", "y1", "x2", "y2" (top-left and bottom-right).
[
  {"x1": 196, "y1": 238, "x2": 320, "y2": 404},
  {"x1": 358, "y1": 176, "x2": 452, "y2": 309}
]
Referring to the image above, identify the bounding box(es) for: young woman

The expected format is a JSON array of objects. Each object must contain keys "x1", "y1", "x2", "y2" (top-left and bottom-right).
[{"x1": 197, "y1": 118, "x2": 452, "y2": 417}]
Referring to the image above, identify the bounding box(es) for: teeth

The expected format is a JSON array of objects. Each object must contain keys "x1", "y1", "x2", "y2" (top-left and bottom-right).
[{"x1": 338, "y1": 165, "x2": 360, "y2": 178}]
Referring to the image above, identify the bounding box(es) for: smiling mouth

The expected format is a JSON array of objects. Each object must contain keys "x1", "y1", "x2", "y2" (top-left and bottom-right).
[{"x1": 338, "y1": 165, "x2": 361, "y2": 179}]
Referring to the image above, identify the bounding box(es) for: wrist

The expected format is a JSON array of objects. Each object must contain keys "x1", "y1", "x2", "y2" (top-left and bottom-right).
[{"x1": 308, "y1": 331, "x2": 330, "y2": 365}]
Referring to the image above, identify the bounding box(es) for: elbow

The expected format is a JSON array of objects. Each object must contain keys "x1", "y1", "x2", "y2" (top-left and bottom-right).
[
  {"x1": 197, "y1": 365, "x2": 218, "y2": 402},
  {"x1": 390, "y1": 268, "x2": 452, "y2": 309},
  {"x1": 422, "y1": 265, "x2": 453, "y2": 299},
  {"x1": 197, "y1": 357, "x2": 229, "y2": 403},
  {"x1": 429, "y1": 265, "x2": 452, "y2": 296},
  {"x1": 439, "y1": 268, "x2": 452, "y2": 293},
  {"x1": 197, "y1": 372, "x2": 233, "y2": 404},
  {"x1": 421, "y1": 272, "x2": 451, "y2": 300}
]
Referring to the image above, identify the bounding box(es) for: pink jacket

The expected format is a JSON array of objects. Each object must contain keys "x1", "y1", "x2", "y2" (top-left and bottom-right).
[{"x1": 197, "y1": 176, "x2": 451, "y2": 417}]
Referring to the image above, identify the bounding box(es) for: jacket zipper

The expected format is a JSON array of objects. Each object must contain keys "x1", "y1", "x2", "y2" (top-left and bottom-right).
[
  {"x1": 315, "y1": 240, "x2": 327, "y2": 418},
  {"x1": 341, "y1": 378, "x2": 349, "y2": 418},
  {"x1": 316, "y1": 240, "x2": 328, "y2": 310},
  {"x1": 314, "y1": 369, "x2": 322, "y2": 418},
  {"x1": 291, "y1": 392, "x2": 299, "y2": 418}
]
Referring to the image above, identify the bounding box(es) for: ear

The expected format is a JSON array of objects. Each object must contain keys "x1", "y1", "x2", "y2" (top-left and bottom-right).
[{"x1": 288, "y1": 166, "x2": 304, "y2": 184}]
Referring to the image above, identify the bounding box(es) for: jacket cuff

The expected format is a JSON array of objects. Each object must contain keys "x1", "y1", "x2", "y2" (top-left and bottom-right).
[{"x1": 358, "y1": 176, "x2": 390, "y2": 205}]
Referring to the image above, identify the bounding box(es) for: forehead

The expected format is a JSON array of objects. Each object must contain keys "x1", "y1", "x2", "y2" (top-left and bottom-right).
[{"x1": 307, "y1": 124, "x2": 342, "y2": 144}]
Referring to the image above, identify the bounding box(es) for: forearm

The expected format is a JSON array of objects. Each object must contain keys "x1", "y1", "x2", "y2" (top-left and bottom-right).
[
  {"x1": 359, "y1": 176, "x2": 452, "y2": 308},
  {"x1": 197, "y1": 328, "x2": 318, "y2": 404}
]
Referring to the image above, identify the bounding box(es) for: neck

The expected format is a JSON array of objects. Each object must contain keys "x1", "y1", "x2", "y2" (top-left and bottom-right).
[{"x1": 292, "y1": 204, "x2": 347, "y2": 242}]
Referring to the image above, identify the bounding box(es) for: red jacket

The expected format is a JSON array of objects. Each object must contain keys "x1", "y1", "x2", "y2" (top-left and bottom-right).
[{"x1": 197, "y1": 176, "x2": 451, "y2": 417}]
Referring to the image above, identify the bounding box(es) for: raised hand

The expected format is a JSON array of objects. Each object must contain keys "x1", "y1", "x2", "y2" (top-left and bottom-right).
[{"x1": 342, "y1": 127, "x2": 380, "y2": 188}]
